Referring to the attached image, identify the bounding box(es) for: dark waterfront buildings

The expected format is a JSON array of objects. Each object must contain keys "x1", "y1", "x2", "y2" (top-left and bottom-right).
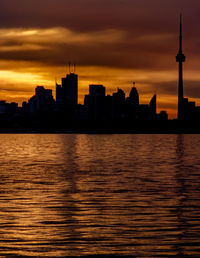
[
  {"x1": 83, "y1": 83, "x2": 161, "y2": 123},
  {"x1": 1, "y1": 17, "x2": 200, "y2": 132},
  {"x1": 6, "y1": 77, "x2": 162, "y2": 132}
]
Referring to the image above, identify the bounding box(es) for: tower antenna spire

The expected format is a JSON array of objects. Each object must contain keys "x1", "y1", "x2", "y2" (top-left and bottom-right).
[{"x1": 179, "y1": 13, "x2": 183, "y2": 53}]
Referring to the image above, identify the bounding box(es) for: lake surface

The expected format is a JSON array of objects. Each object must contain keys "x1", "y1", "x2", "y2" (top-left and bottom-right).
[{"x1": 0, "y1": 134, "x2": 200, "y2": 257}]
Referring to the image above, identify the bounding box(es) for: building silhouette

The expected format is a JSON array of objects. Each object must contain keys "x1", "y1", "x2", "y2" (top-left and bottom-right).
[
  {"x1": 56, "y1": 72, "x2": 78, "y2": 105},
  {"x1": 56, "y1": 83, "x2": 62, "y2": 101},
  {"x1": 63, "y1": 73, "x2": 78, "y2": 105},
  {"x1": 84, "y1": 84, "x2": 106, "y2": 121},
  {"x1": 149, "y1": 94, "x2": 157, "y2": 117},
  {"x1": 82, "y1": 84, "x2": 160, "y2": 123},
  {"x1": 176, "y1": 14, "x2": 186, "y2": 120},
  {"x1": 0, "y1": 101, "x2": 18, "y2": 114},
  {"x1": 27, "y1": 86, "x2": 54, "y2": 113},
  {"x1": 55, "y1": 72, "x2": 78, "y2": 120},
  {"x1": 126, "y1": 86, "x2": 139, "y2": 105},
  {"x1": 112, "y1": 89, "x2": 126, "y2": 120}
]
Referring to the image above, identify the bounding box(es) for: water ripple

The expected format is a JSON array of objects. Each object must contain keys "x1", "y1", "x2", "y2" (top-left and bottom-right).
[{"x1": 0, "y1": 134, "x2": 200, "y2": 257}]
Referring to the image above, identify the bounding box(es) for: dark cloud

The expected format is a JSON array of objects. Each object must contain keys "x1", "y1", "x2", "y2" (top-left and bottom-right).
[
  {"x1": 0, "y1": 0, "x2": 198, "y2": 71},
  {"x1": 0, "y1": 27, "x2": 177, "y2": 70},
  {"x1": 0, "y1": 0, "x2": 198, "y2": 33},
  {"x1": 152, "y1": 80, "x2": 200, "y2": 99}
]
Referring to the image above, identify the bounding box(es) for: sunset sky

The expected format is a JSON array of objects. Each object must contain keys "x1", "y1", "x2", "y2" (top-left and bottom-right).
[{"x1": 0, "y1": 0, "x2": 200, "y2": 118}]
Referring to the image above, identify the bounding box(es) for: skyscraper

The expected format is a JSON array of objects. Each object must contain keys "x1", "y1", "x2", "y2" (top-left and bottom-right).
[
  {"x1": 28, "y1": 86, "x2": 54, "y2": 113},
  {"x1": 176, "y1": 14, "x2": 186, "y2": 120},
  {"x1": 129, "y1": 87, "x2": 139, "y2": 105},
  {"x1": 84, "y1": 85, "x2": 106, "y2": 120},
  {"x1": 56, "y1": 72, "x2": 78, "y2": 105},
  {"x1": 149, "y1": 94, "x2": 157, "y2": 114},
  {"x1": 62, "y1": 73, "x2": 78, "y2": 105},
  {"x1": 112, "y1": 89, "x2": 125, "y2": 120}
]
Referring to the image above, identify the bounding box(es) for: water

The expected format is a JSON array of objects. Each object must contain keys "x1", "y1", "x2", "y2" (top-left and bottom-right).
[{"x1": 0, "y1": 134, "x2": 200, "y2": 257}]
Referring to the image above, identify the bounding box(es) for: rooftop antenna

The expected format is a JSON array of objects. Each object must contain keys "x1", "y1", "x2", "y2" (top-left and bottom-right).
[
  {"x1": 74, "y1": 63, "x2": 76, "y2": 73},
  {"x1": 179, "y1": 13, "x2": 183, "y2": 53},
  {"x1": 68, "y1": 62, "x2": 71, "y2": 74}
]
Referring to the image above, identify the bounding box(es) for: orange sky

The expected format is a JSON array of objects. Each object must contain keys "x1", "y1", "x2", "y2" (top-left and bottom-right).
[{"x1": 0, "y1": 0, "x2": 200, "y2": 118}]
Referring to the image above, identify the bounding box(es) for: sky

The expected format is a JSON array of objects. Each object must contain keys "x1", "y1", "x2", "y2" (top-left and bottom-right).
[{"x1": 0, "y1": 0, "x2": 200, "y2": 118}]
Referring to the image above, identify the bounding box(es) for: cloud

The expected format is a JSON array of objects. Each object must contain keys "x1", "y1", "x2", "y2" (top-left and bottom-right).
[
  {"x1": 0, "y1": 27, "x2": 177, "y2": 71},
  {"x1": 0, "y1": 0, "x2": 198, "y2": 38},
  {"x1": 152, "y1": 80, "x2": 200, "y2": 99}
]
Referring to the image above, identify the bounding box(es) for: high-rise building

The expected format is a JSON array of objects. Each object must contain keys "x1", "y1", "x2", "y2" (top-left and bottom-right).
[
  {"x1": 28, "y1": 86, "x2": 54, "y2": 113},
  {"x1": 176, "y1": 14, "x2": 186, "y2": 120},
  {"x1": 61, "y1": 73, "x2": 78, "y2": 105},
  {"x1": 112, "y1": 89, "x2": 125, "y2": 120},
  {"x1": 84, "y1": 85, "x2": 106, "y2": 120},
  {"x1": 128, "y1": 87, "x2": 139, "y2": 105},
  {"x1": 89, "y1": 84, "x2": 105, "y2": 97},
  {"x1": 125, "y1": 86, "x2": 140, "y2": 120},
  {"x1": 35, "y1": 86, "x2": 54, "y2": 111},
  {"x1": 56, "y1": 83, "x2": 62, "y2": 100},
  {"x1": 149, "y1": 94, "x2": 157, "y2": 114}
]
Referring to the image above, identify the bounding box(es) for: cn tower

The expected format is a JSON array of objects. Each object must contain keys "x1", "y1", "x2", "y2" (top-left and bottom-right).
[{"x1": 176, "y1": 14, "x2": 186, "y2": 120}]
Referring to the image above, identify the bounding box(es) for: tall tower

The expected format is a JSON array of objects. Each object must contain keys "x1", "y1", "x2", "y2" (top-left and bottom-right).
[
  {"x1": 176, "y1": 14, "x2": 186, "y2": 120},
  {"x1": 62, "y1": 72, "x2": 78, "y2": 105}
]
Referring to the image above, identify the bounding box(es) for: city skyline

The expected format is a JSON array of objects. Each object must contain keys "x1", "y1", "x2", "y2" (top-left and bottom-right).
[{"x1": 0, "y1": 0, "x2": 200, "y2": 118}]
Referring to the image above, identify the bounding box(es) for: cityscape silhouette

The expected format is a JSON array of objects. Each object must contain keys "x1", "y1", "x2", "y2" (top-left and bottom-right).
[{"x1": 0, "y1": 16, "x2": 200, "y2": 133}]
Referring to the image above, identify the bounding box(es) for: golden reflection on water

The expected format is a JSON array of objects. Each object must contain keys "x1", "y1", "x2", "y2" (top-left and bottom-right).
[{"x1": 0, "y1": 134, "x2": 200, "y2": 257}]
